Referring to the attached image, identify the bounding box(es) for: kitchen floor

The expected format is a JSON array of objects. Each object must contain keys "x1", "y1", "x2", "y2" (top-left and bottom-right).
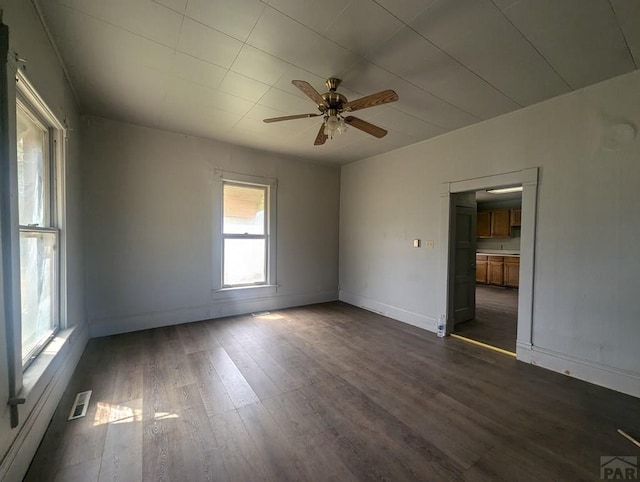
[{"x1": 455, "y1": 285, "x2": 518, "y2": 352}]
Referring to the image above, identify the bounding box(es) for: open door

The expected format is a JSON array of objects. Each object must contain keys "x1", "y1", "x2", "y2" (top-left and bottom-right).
[{"x1": 449, "y1": 192, "x2": 477, "y2": 326}]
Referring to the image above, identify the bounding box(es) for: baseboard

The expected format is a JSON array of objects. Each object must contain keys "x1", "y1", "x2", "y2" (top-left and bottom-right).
[
  {"x1": 519, "y1": 343, "x2": 640, "y2": 398},
  {"x1": 339, "y1": 290, "x2": 437, "y2": 332},
  {"x1": 0, "y1": 323, "x2": 89, "y2": 482},
  {"x1": 89, "y1": 290, "x2": 339, "y2": 337}
]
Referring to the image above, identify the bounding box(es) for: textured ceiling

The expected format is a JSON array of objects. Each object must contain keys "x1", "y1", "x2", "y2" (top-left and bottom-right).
[{"x1": 36, "y1": 0, "x2": 640, "y2": 164}]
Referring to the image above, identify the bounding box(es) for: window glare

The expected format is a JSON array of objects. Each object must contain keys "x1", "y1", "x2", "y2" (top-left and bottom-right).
[
  {"x1": 223, "y1": 238, "x2": 266, "y2": 285},
  {"x1": 17, "y1": 106, "x2": 47, "y2": 227},
  {"x1": 223, "y1": 184, "x2": 265, "y2": 235},
  {"x1": 20, "y1": 232, "x2": 56, "y2": 359}
]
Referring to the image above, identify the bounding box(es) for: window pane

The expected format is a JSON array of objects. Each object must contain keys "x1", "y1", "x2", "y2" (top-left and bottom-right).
[
  {"x1": 224, "y1": 238, "x2": 265, "y2": 285},
  {"x1": 17, "y1": 106, "x2": 48, "y2": 227},
  {"x1": 223, "y1": 184, "x2": 265, "y2": 235},
  {"x1": 20, "y1": 231, "x2": 57, "y2": 361}
]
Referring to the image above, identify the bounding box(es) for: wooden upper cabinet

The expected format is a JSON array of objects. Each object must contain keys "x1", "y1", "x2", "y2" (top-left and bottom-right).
[
  {"x1": 491, "y1": 209, "x2": 510, "y2": 237},
  {"x1": 477, "y1": 211, "x2": 491, "y2": 237},
  {"x1": 477, "y1": 208, "x2": 519, "y2": 237},
  {"x1": 510, "y1": 209, "x2": 521, "y2": 227}
]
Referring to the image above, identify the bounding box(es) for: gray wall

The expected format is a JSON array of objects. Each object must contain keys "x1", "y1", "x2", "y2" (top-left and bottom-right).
[
  {"x1": 340, "y1": 69, "x2": 640, "y2": 396},
  {"x1": 0, "y1": 0, "x2": 86, "y2": 479},
  {"x1": 82, "y1": 117, "x2": 340, "y2": 336}
]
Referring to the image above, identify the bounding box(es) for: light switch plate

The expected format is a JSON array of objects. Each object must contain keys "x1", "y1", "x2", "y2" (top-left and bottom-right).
[{"x1": 413, "y1": 239, "x2": 420, "y2": 248}]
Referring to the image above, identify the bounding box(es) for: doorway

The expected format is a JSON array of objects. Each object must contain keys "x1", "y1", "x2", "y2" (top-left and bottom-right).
[
  {"x1": 438, "y1": 168, "x2": 538, "y2": 362},
  {"x1": 452, "y1": 187, "x2": 522, "y2": 353}
]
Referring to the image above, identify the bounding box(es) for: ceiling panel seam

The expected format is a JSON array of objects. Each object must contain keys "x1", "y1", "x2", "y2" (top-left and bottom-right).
[
  {"x1": 371, "y1": 0, "x2": 524, "y2": 109},
  {"x1": 607, "y1": 0, "x2": 638, "y2": 69},
  {"x1": 490, "y1": 0, "x2": 572, "y2": 90},
  {"x1": 31, "y1": 0, "x2": 83, "y2": 111}
]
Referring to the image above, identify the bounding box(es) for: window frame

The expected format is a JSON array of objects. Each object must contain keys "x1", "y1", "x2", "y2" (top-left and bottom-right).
[
  {"x1": 222, "y1": 181, "x2": 268, "y2": 288},
  {"x1": 212, "y1": 170, "x2": 277, "y2": 299},
  {"x1": 15, "y1": 71, "x2": 66, "y2": 369}
]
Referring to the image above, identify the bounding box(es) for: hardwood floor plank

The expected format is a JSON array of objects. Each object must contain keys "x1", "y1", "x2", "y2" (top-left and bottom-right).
[
  {"x1": 302, "y1": 376, "x2": 465, "y2": 480},
  {"x1": 176, "y1": 320, "x2": 221, "y2": 355},
  {"x1": 263, "y1": 391, "x2": 359, "y2": 482},
  {"x1": 53, "y1": 457, "x2": 102, "y2": 482},
  {"x1": 237, "y1": 402, "x2": 313, "y2": 481},
  {"x1": 98, "y1": 398, "x2": 143, "y2": 482},
  {"x1": 209, "y1": 409, "x2": 275, "y2": 481},
  {"x1": 237, "y1": 338, "x2": 307, "y2": 393},
  {"x1": 186, "y1": 351, "x2": 235, "y2": 416},
  {"x1": 338, "y1": 369, "x2": 492, "y2": 470},
  {"x1": 164, "y1": 384, "x2": 227, "y2": 482},
  {"x1": 207, "y1": 346, "x2": 261, "y2": 408}
]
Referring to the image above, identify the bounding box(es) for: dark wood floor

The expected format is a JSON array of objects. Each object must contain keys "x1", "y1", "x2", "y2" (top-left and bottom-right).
[
  {"x1": 25, "y1": 302, "x2": 638, "y2": 481},
  {"x1": 455, "y1": 285, "x2": 518, "y2": 352}
]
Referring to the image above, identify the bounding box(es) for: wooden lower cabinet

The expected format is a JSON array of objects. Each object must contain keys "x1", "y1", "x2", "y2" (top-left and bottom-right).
[
  {"x1": 504, "y1": 257, "x2": 520, "y2": 287},
  {"x1": 476, "y1": 254, "x2": 519, "y2": 288},
  {"x1": 488, "y1": 256, "x2": 504, "y2": 285},
  {"x1": 476, "y1": 255, "x2": 488, "y2": 283}
]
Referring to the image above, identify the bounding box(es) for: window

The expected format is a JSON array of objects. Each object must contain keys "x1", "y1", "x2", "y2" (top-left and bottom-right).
[
  {"x1": 213, "y1": 171, "x2": 276, "y2": 295},
  {"x1": 223, "y1": 183, "x2": 267, "y2": 286},
  {"x1": 16, "y1": 80, "x2": 63, "y2": 367}
]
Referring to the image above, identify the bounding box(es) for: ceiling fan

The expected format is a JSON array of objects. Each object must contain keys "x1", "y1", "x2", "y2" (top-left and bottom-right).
[{"x1": 263, "y1": 78, "x2": 399, "y2": 145}]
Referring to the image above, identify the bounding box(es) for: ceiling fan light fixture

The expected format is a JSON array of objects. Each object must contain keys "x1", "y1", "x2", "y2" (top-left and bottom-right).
[
  {"x1": 337, "y1": 117, "x2": 348, "y2": 135},
  {"x1": 324, "y1": 113, "x2": 341, "y2": 139}
]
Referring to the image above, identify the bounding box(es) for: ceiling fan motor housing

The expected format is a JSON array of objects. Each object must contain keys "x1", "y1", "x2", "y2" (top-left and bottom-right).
[{"x1": 321, "y1": 92, "x2": 347, "y2": 112}]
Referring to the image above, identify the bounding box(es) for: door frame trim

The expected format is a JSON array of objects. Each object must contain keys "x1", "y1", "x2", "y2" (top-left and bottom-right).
[{"x1": 438, "y1": 167, "x2": 538, "y2": 361}]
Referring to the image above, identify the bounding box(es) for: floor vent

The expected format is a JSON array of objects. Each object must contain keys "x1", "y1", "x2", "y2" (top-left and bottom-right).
[{"x1": 68, "y1": 390, "x2": 92, "y2": 420}]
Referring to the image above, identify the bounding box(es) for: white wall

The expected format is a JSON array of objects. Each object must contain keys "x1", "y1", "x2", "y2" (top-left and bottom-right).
[
  {"x1": 340, "y1": 70, "x2": 640, "y2": 397},
  {"x1": 0, "y1": 1, "x2": 87, "y2": 479},
  {"x1": 83, "y1": 117, "x2": 340, "y2": 336}
]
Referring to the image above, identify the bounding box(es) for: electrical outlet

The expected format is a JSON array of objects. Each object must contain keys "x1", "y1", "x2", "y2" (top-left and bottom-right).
[{"x1": 426, "y1": 240, "x2": 434, "y2": 249}]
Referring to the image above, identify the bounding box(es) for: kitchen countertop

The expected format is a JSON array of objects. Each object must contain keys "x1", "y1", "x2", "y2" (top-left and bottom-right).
[{"x1": 476, "y1": 250, "x2": 520, "y2": 257}]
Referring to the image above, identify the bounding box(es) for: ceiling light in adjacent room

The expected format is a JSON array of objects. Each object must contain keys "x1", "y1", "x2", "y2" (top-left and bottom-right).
[{"x1": 486, "y1": 186, "x2": 523, "y2": 194}]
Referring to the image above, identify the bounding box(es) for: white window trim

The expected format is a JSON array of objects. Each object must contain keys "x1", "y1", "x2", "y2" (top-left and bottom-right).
[
  {"x1": 15, "y1": 70, "x2": 67, "y2": 367},
  {"x1": 212, "y1": 169, "x2": 277, "y2": 300}
]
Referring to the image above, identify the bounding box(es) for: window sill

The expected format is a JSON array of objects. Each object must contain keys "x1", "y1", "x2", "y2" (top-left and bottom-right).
[
  {"x1": 211, "y1": 284, "x2": 278, "y2": 301},
  {"x1": 21, "y1": 326, "x2": 78, "y2": 403}
]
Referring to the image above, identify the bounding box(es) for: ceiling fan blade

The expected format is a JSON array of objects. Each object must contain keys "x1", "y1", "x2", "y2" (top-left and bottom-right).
[
  {"x1": 344, "y1": 116, "x2": 388, "y2": 138},
  {"x1": 342, "y1": 89, "x2": 398, "y2": 112},
  {"x1": 292, "y1": 80, "x2": 328, "y2": 108},
  {"x1": 314, "y1": 123, "x2": 327, "y2": 145},
  {"x1": 263, "y1": 113, "x2": 322, "y2": 123}
]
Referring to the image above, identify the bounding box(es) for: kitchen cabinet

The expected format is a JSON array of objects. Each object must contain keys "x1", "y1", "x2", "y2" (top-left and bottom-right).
[
  {"x1": 476, "y1": 255, "x2": 488, "y2": 283},
  {"x1": 477, "y1": 211, "x2": 491, "y2": 237},
  {"x1": 477, "y1": 209, "x2": 511, "y2": 238},
  {"x1": 504, "y1": 257, "x2": 520, "y2": 287},
  {"x1": 510, "y1": 209, "x2": 521, "y2": 227},
  {"x1": 488, "y1": 256, "x2": 504, "y2": 285},
  {"x1": 491, "y1": 210, "x2": 510, "y2": 237},
  {"x1": 476, "y1": 254, "x2": 519, "y2": 288}
]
